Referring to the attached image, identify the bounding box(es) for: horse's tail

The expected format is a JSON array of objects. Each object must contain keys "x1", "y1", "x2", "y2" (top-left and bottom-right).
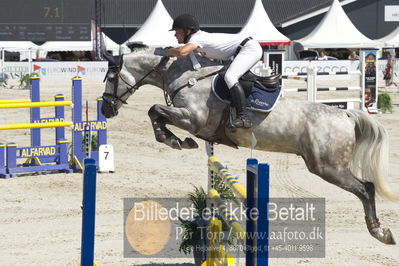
[{"x1": 346, "y1": 109, "x2": 399, "y2": 201}]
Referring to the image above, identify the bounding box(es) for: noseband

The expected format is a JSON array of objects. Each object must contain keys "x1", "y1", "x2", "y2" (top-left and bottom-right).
[{"x1": 102, "y1": 55, "x2": 170, "y2": 115}]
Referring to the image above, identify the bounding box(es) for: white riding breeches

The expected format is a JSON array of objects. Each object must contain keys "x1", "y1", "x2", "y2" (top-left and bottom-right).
[{"x1": 224, "y1": 39, "x2": 263, "y2": 89}]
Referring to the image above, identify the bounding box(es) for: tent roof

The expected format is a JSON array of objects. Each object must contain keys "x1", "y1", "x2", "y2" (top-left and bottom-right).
[
  {"x1": 39, "y1": 33, "x2": 127, "y2": 54},
  {"x1": 0, "y1": 41, "x2": 38, "y2": 51},
  {"x1": 377, "y1": 26, "x2": 399, "y2": 48},
  {"x1": 239, "y1": 0, "x2": 290, "y2": 45},
  {"x1": 124, "y1": 0, "x2": 177, "y2": 47},
  {"x1": 102, "y1": 33, "x2": 130, "y2": 54},
  {"x1": 40, "y1": 41, "x2": 92, "y2": 52},
  {"x1": 102, "y1": 33, "x2": 122, "y2": 50},
  {"x1": 296, "y1": 0, "x2": 376, "y2": 48}
]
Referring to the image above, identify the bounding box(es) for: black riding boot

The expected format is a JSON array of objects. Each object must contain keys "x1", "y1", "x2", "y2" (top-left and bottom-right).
[{"x1": 230, "y1": 83, "x2": 252, "y2": 128}]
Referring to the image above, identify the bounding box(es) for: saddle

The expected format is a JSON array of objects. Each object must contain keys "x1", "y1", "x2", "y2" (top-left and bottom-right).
[
  {"x1": 217, "y1": 68, "x2": 281, "y2": 96},
  {"x1": 207, "y1": 69, "x2": 282, "y2": 148}
]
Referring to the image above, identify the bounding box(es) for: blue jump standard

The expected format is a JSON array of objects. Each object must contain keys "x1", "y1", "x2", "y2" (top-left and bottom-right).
[
  {"x1": 70, "y1": 77, "x2": 107, "y2": 171},
  {"x1": 0, "y1": 76, "x2": 107, "y2": 178},
  {"x1": 246, "y1": 158, "x2": 270, "y2": 266},
  {"x1": 80, "y1": 158, "x2": 97, "y2": 266}
]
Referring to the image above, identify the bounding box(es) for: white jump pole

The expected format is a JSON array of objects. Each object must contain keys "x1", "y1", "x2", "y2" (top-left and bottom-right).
[
  {"x1": 307, "y1": 66, "x2": 317, "y2": 102},
  {"x1": 29, "y1": 48, "x2": 33, "y2": 75},
  {"x1": 0, "y1": 49, "x2": 4, "y2": 74},
  {"x1": 360, "y1": 51, "x2": 366, "y2": 111}
]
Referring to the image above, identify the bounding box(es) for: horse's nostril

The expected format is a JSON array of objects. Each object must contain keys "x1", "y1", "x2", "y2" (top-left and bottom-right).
[{"x1": 101, "y1": 102, "x2": 117, "y2": 118}]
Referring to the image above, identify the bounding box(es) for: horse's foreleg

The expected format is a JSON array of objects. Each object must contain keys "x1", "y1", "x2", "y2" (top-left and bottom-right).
[
  {"x1": 148, "y1": 104, "x2": 199, "y2": 150},
  {"x1": 307, "y1": 163, "x2": 395, "y2": 245}
]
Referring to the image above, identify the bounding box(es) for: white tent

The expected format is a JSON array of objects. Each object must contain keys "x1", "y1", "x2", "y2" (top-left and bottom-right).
[
  {"x1": 102, "y1": 33, "x2": 130, "y2": 55},
  {"x1": 0, "y1": 42, "x2": 39, "y2": 61},
  {"x1": 124, "y1": 0, "x2": 177, "y2": 47},
  {"x1": 239, "y1": 0, "x2": 290, "y2": 45},
  {"x1": 0, "y1": 41, "x2": 38, "y2": 51},
  {"x1": 296, "y1": 0, "x2": 376, "y2": 48},
  {"x1": 40, "y1": 40, "x2": 92, "y2": 52},
  {"x1": 377, "y1": 26, "x2": 399, "y2": 48},
  {"x1": 39, "y1": 33, "x2": 127, "y2": 55}
]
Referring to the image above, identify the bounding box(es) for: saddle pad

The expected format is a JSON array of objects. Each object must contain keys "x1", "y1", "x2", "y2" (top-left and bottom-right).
[{"x1": 211, "y1": 74, "x2": 282, "y2": 113}]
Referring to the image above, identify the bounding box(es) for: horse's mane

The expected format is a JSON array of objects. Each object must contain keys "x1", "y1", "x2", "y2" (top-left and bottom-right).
[
  {"x1": 126, "y1": 42, "x2": 151, "y2": 52},
  {"x1": 125, "y1": 44, "x2": 223, "y2": 68}
]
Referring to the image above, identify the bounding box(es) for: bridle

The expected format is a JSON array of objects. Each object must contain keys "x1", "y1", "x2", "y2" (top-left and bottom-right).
[
  {"x1": 102, "y1": 52, "x2": 222, "y2": 117},
  {"x1": 102, "y1": 55, "x2": 170, "y2": 116}
]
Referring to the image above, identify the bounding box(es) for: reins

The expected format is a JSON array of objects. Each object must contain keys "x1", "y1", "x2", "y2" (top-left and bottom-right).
[
  {"x1": 104, "y1": 56, "x2": 169, "y2": 104},
  {"x1": 104, "y1": 54, "x2": 219, "y2": 108},
  {"x1": 168, "y1": 70, "x2": 220, "y2": 104}
]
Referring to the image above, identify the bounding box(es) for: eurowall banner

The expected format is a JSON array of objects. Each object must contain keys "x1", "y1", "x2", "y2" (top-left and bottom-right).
[
  {"x1": 2, "y1": 59, "x2": 394, "y2": 83},
  {"x1": 1, "y1": 61, "x2": 108, "y2": 81}
]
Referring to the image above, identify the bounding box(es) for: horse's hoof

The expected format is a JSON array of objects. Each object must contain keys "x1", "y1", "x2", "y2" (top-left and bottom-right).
[
  {"x1": 170, "y1": 139, "x2": 182, "y2": 150},
  {"x1": 370, "y1": 227, "x2": 396, "y2": 245},
  {"x1": 154, "y1": 129, "x2": 166, "y2": 142},
  {"x1": 181, "y1": 138, "x2": 198, "y2": 149},
  {"x1": 155, "y1": 134, "x2": 166, "y2": 143}
]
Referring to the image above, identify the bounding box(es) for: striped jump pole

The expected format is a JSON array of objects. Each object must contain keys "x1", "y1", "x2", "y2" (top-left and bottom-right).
[
  {"x1": 285, "y1": 86, "x2": 361, "y2": 92},
  {"x1": 208, "y1": 189, "x2": 246, "y2": 244},
  {"x1": 283, "y1": 67, "x2": 364, "y2": 110},
  {"x1": 208, "y1": 156, "x2": 247, "y2": 202},
  {"x1": 206, "y1": 154, "x2": 269, "y2": 266},
  {"x1": 283, "y1": 70, "x2": 361, "y2": 77},
  {"x1": 313, "y1": 71, "x2": 361, "y2": 75},
  {"x1": 282, "y1": 74, "x2": 307, "y2": 81},
  {"x1": 308, "y1": 67, "x2": 364, "y2": 110}
]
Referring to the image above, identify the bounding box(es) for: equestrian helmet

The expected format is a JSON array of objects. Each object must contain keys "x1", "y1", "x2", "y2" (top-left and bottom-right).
[{"x1": 170, "y1": 14, "x2": 199, "y2": 32}]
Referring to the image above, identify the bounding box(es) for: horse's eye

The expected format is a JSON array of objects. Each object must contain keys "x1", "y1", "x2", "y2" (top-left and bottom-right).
[{"x1": 107, "y1": 72, "x2": 117, "y2": 81}]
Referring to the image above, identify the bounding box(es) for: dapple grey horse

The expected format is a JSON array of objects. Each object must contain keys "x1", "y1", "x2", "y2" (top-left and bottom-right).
[{"x1": 101, "y1": 46, "x2": 398, "y2": 245}]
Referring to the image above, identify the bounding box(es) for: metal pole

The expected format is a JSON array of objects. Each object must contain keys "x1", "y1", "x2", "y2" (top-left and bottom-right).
[
  {"x1": 360, "y1": 50, "x2": 366, "y2": 111},
  {"x1": 80, "y1": 158, "x2": 97, "y2": 266},
  {"x1": 307, "y1": 66, "x2": 317, "y2": 103},
  {"x1": 84, "y1": 100, "x2": 92, "y2": 159},
  {"x1": 28, "y1": 48, "x2": 32, "y2": 75},
  {"x1": 94, "y1": 0, "x2": 103, "y2": 60},
  {"x1": 0, "y1": 49, "x2": 4, "y2": 74},
  {"x1": 205, "y1": 141, "x2": 214, "y2": 263}
]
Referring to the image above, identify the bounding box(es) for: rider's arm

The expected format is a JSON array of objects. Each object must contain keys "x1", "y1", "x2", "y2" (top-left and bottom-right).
[{"x1": 166, "y1": 43, "x2": 198, "y2": 58}]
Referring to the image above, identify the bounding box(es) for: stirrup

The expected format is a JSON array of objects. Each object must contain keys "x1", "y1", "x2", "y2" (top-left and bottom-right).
[{"x1": 232, "y1": 116, "x2": 252, "y2": 128}]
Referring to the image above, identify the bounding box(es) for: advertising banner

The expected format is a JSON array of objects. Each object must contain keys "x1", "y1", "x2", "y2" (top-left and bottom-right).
[
  {"x1": 363, "y1": 51, "x2": 378, "y2": 105},
  {"x1": 267, "y1": 52, "x2": 284, "y2": 75},
  {"x1": 1, "y1": 61, "x2": 108, "y2": 82}
]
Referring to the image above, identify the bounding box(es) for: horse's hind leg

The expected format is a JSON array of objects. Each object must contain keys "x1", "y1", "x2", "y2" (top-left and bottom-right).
[
  {"x1": 148, "y1": 104, "x2": 199, "y2": 150},
  {"x1": 308, "y1": 165, "x2": 395, "y2": 245}
]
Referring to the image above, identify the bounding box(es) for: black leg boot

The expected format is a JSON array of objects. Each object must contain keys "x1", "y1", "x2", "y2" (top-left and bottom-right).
[{"x1": 230, "y1": 83, "x2": 252, "y2": 128}]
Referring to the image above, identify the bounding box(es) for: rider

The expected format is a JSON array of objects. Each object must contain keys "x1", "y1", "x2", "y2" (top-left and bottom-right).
[{"x1": 166, "y1": 14, "x2": 263, "y2": 128}]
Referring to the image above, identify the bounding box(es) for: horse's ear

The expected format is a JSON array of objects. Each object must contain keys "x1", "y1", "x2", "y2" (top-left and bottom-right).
[
  {"x1": 126, "y1": 42, "x2": 149, "y2": 52},
  {"x1": 103, "y1": 51, "x2": 117, "y2": 66}
]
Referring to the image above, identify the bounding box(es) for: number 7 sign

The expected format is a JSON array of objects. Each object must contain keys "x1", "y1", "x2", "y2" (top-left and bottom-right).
[{"x1": 99, "y1": 144, "x2": 115, "y2": 172}]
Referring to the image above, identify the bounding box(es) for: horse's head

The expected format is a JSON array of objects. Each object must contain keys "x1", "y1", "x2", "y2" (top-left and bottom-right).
[
  {"x1": 101, "y1": 53, "x2": 126, "y2": 118},
  {"x1": 101, "y1": 47, "x2": 169, "y2": 118}
]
